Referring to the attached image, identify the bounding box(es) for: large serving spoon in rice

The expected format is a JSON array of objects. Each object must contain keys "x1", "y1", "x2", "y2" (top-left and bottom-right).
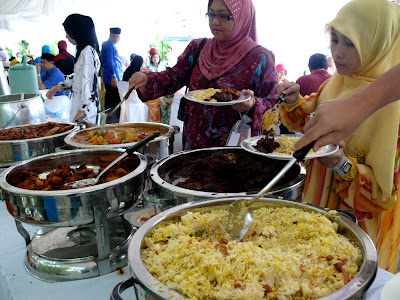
[{"x1": 223, "y1": 141, "x2": 314, "y2": 241}]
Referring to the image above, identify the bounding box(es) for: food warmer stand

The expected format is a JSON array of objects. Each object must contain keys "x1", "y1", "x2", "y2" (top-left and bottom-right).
[{"x1": 0, "y1": 149, "x2": 147, "y2": 282}]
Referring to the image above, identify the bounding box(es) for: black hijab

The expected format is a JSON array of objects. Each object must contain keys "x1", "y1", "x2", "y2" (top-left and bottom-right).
[
  {"x1": 62, "y1": 14, "x2": 100, "y2": 60},
  {"x1": 123, "y1": 55, "x2": 144, "y2": 81}
]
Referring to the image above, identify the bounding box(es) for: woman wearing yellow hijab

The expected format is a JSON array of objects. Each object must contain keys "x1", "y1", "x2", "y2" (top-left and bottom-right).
[{"x1": 278, "y1": 0, "x2": 400, "y2": 273}]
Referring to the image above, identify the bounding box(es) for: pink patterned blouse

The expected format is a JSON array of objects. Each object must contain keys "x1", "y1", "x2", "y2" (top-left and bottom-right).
[{"x1": 140, "y1": 39, "x2": 278, "y2": 150}]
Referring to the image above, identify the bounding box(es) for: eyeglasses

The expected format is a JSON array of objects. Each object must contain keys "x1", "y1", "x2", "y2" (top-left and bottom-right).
[{"x1": 206, "y1": 12, "x2": 233, "y2": 23}]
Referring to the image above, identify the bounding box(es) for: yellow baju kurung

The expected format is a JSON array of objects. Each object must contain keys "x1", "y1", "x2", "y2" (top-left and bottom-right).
[{"x1": 279, "y1": 0, "x2": 400, "y2": 273}]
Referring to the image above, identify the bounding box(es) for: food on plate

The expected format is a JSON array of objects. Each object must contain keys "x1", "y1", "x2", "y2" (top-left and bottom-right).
[
  {"x1": 142, "y1": 206, "x2": 362, "y2": 299},
  {"x1": 255, "y1": 135, "x2": 318, "y2": 156},
  {"x1": 0, "y1": 122, "x2": 73, "y2": 141},
  {"x1": 254, "y1": 135, "x2": 280, "y2": 154},
  {"x1": 193, "y1": 88, "x2": 220, "y2": 101},
  {"x1": 165, "y1": 152, "x2": 297, "y2": 193},
  {"x1": 192, "y1": 87, "x2": 240, "y2": 102},
  {"x1": 72, "y1": 126, "x2": 165, "y2": 145},
  {"x1": 8, "y1": 156, "x2": 138, "y2": 190}
]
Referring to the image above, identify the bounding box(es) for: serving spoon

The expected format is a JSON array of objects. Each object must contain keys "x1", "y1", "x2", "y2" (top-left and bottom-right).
[
  {"x1": 223, "y1": 141, "x2": 314, "y2": 241},
  {"x1": 107, "y1": 87, "x2": 135, "y2": 118},
  {"x1": 65, "y1": 131, "x2": 160, "y2": 189}
]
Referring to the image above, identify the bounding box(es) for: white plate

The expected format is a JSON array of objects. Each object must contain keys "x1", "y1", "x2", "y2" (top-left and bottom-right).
[
  {"x1": 241, "y1": 134, "x2": 339, "y2": 160},
  {"x1": 380, "y1": 272, "x2": 400, "y2": 300},
  {"x1": 129, "y1": 206, "x2": 161, "y2": 227},
  {"x1": 185, "y1": 89, "x2": 251, "y2": 106}
]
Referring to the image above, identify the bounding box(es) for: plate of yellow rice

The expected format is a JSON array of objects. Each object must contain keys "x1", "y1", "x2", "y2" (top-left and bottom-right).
[
  {"x1": 185, "y1": 88, "x2": 251, "y2": 106},
  {"x1": 241, "y1": 134, "x2": 339, "y2": 160}
]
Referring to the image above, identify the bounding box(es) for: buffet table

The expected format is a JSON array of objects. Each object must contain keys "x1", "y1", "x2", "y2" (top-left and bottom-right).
[{"x1": 0, "y1": 199, "x2": 395, "y2": 300}]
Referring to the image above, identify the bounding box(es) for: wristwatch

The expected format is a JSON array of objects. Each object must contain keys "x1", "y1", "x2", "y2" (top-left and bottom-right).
[{"x1": 331, "y1": 155, "x2": 352, "y2": 177}]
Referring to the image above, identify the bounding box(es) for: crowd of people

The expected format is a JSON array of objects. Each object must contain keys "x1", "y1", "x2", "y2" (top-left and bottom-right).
[
  {"x1": 1, "y1": 26, "x2": 168, "y2": 124},
  {"x1": 2, "y1": 0, "x2": 400, "y2": 275}
]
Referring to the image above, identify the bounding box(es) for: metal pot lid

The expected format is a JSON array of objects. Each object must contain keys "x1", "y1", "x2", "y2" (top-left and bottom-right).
[
  {"x1": 128, "y1": 197, "x2": 377, "y2": 300},
  {"x1": 64, "y1": 122, "x2": 174, "y2": 149}
]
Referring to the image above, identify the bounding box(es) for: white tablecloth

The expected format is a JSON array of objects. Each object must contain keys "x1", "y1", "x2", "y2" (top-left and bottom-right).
[{"x1": 0, "y1": 200, "x2": 395, "y2": 300}]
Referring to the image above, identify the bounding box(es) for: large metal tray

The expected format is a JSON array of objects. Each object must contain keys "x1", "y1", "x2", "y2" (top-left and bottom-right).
[
  {"x1": 148, "y1": 147, "x2": 306, "y2": 209},
  {"x1": 0, "y1": 122, "x2": 78, "y2": 167},
  {"x1": 0, "y1": 149, "x2": 147, "y2": 227},
  {"x1": 128, "y1": 197, "x2": 378, "y2": 300},
  {"x1": 64, "y1": 122, "x2": 174, "y2": 160}
]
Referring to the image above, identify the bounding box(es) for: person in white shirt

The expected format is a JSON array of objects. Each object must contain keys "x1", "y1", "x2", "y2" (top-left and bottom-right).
[
  {"x1": 46, "y1": 14, "x2": 101, "y2": 124},
  {"x1": 0, "y1": 45, "x2": 10, "y2": 67}
]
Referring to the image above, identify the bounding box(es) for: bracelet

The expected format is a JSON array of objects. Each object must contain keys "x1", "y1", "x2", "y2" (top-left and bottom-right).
[
  {"x1": 331, "y1": 155, "x2": 352, "y2": 177},
  {"x1": 284, "y1": 98, "x2": 299, "y2": 106},
  {"x1": 37, "y1": 74, "x2": 40, "y2": 77}
]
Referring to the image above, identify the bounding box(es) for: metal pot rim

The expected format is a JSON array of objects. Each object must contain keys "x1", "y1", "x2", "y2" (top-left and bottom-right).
[
  {"x1": 0, "y1": 122, "x2": 78, "y2": 144},
  {"x1": 128, "y1": 197, "x2": 377, "y2": 300},
  {"x1": 64, "y1": 122, "x2": 174, "y2": 149},
  {"x1": 0, "y1": 148, "x2": 148, "y2": 195}
]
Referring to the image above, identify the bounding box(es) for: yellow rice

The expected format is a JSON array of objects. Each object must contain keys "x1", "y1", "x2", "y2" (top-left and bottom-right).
[
  {"x1": 192, "y1": 88, "x2": 221, "y2": 102},
  {"x1": 274, "y1": 135, "x2": 321, "y2": 156},
  {"x1": 142, "y1": 207, "x2": 362, "y2": 300}
]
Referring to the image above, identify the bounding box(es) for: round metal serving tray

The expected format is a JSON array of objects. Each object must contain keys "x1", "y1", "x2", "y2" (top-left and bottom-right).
[
  {"x1": 147, "y1": 147, "x2": 306, "y2": 209},
  {"x1": 127, "y1": 197, "x2": 378, "y2": 300},
  {"x1": 0, "y1": 122, "x2": 78, "y2": 167},
  {"x1": 64, "y1": 122, "x2": 174, "y2": 160},
  {"x1": 0, "y1": 149, "x2": 147, "y2": 227}
]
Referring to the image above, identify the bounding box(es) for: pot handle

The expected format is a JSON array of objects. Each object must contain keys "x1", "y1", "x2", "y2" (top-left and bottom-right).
[
  {"x1": 110, "y1": 277, "x2": 147, "y2": 300},
  {"x1": 15, "y1": 220, "x2": 31, "y2": 247}
]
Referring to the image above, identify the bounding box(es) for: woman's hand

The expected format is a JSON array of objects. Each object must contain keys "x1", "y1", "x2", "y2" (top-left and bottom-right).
[
  {"x1": 292, "y1": 97, "x2": 367, "y2": 152},
  {"x1": 232, "y1": 89, "x2": 255, "y2": 113},
  {"x1": 278, "y1": 82, "x2": 300, "y2": 105},
  {"x1": 73, "y1": 110, "x2": 85, "y2": 122},
  {"x1": 46, "y1": 85, "x2": 60, "y2": 99},
  {"x1": 316, "y1": 140, "x2": 345, "y2": 168},
  {"x1": 129, "y1": 72, "x2": 149, "y2": 90}
]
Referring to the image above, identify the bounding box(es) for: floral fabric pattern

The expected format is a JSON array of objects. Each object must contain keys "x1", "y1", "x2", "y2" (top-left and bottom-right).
[{"x1": 141, "y1": 39, "x2": 278, "y2": 150}]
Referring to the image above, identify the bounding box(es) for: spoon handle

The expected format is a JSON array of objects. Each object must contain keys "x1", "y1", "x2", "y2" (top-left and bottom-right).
[
  {"x1": 126, "y1": 131, "x2": 161, "y2": 155},
  {"x1": 252, "y1": 141, "x2": 315, "y2": 202},
  {"x1": 253, "y1": 157, "x2": 297, "y2": 202},
  {"x1": 293, "y1": 141, "x2": 315, "y2": 161},
  {"x1": 94, "y1": 152, "x2": 128, "y2": 184}
]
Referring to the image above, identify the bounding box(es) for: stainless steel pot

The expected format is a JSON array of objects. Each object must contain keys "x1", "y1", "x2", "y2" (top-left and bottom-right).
[
  {"x1": 0, "y1": 93, "x2": 46, "y2": 128},
  {"x1": 120, "y1": 197, "x2": 377, "y2": 300},
  {"x1": 0, "y1": 122, "x2": 78, "y2": 167},
  {"x1": 0, "y1": 149, "x2": 147, "y2": 227},
  {"x1": 64, "y1": 122, "x2": 175, "y2": 160},
  {"x1": 147, "y1": 147, "x2": 306, "y2": 209}
]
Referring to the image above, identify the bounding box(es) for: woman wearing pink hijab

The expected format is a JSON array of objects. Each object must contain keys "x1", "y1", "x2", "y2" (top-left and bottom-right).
[
  {"x1": 276, "y1": 63, "x2": 288, "y2": 84},
  {"x1": 129, "y1": 0, "x2": 278, "y2": 150}
]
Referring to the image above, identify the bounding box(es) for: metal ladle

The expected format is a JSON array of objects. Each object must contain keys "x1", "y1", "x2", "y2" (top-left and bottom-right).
[
  {"x1": 223, "y1": 142, "x2": 314, "y2": 241},
  {"x1": 65, "y1": 131, "x2": 160, "y2": 189}
]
